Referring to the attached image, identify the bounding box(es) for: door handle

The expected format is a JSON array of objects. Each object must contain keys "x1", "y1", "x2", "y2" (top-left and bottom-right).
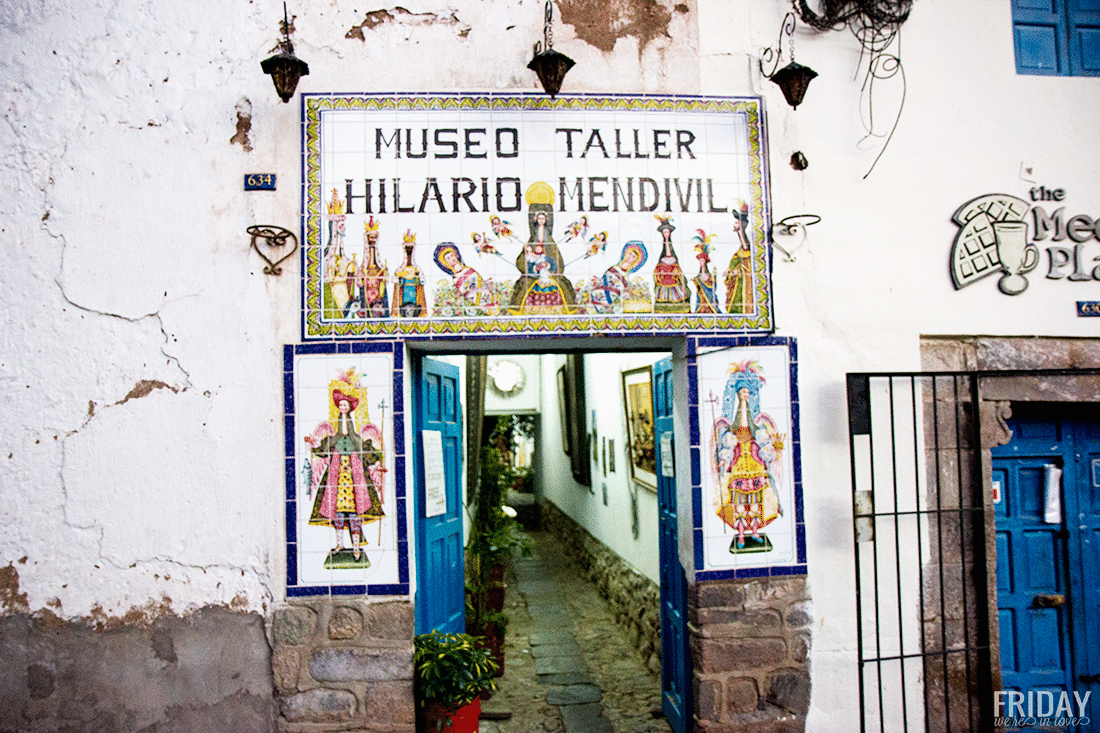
[
  {"x1": 1032, "y1": 593, "x2": 1066, "y2": 608},
  {"x1": 1080, "y1": 674, "x2": 1100, "y2": 685}
]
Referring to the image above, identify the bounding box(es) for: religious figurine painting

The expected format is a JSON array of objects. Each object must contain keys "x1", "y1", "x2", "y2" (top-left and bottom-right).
[
  {"x1": 316, "y1": 184, "x2": 760, "y2": 325},
  {"x1": 699, "y1": 345, "x2": 799, "y2": 572},
  {"x1": 305, "y1": 95, "x2": 773, "y2": 337},
  {"x1": 293, "y1": 354, "x2": 398, "y2": 586}
]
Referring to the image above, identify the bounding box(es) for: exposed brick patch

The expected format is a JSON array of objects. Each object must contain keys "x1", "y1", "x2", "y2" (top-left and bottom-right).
[
  {"x1": 0, "y1": 563, "x2": 29, "y2": 613},
  {"x1": 558, "y1": 0, "x2": 673, "y2": 55}
]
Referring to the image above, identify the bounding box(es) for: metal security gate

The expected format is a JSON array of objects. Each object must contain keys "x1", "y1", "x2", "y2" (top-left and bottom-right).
[{"x1": 846, "y1": 372, "x2": 993, "y2": 733}]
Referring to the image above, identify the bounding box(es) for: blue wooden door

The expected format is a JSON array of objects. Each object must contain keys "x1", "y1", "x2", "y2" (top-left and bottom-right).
[
  {"x1": 654, "y1": 357, "x2": 691, "y2": 733},
  {"x1": 992, "y1": 406, "x2": 1100, "y2": 728},
  {"x1": 414, "y1": 356, "x2": 465, "y2": 635}
]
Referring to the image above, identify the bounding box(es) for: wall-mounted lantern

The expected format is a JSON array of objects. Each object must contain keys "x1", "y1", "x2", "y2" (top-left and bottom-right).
[
  {"x1": 261, "y1": 4, "x2": 309, "y2": 104},
  {"x1": 528, "y1": 0, "x2": 575, "y2": 98},
  {"x1": 760, "y1": 12, "x2": 818, "y2": 110}
]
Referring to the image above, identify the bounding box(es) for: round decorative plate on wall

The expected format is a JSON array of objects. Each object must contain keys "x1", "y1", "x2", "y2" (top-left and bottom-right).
[{"x1": 488, "y1": 359, "x2": 526, "y2": 399}]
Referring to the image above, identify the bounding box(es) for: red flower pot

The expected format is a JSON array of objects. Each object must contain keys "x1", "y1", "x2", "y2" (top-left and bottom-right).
[
  {"x1": 419, "y1": 697, "x2": 481, "y2": 733},
  {"x1": 486, "y1": 583, "x2": 506, "y2": 612}
]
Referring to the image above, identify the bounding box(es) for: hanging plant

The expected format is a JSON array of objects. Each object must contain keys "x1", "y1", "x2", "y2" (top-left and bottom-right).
[{"x1": 795, "y1": 0, "x2": 914, "y2": 178}]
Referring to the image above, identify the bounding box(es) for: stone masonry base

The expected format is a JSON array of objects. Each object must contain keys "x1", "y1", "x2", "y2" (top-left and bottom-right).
[
  {"x1": 0, "y1": 606, "x2": 275, "y2": 733},
  {"x1": 271, "y1": 600, "x2": 415, "y2": 733}
]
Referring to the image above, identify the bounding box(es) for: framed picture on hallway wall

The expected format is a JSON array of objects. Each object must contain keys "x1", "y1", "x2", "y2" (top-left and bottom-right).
[{"x1": 622, "y1": 365, "x2": 657, "y2": 492}]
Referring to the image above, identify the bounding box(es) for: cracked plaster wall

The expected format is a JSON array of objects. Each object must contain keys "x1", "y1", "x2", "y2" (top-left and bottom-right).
[
  {"x1": 0, "y1": 0, "x2": 709, "y2": 627},
  {"x1": 0, "y1": 0, "x2": 291, "y2": 624}
]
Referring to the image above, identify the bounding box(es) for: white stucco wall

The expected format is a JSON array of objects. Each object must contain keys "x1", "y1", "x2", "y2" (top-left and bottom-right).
[
  {"x1": 4, "y1": 0, "x2": 1099, "y2": 728},
  {"x1": 484, "y1": 354, "x2": 541, "y2": 415},
  {"x1": 538, "y1": 352, "x2": 669, "y2": 585}
]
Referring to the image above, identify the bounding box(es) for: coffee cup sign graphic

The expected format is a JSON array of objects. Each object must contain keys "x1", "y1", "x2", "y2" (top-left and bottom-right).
[
  {"x1": 950, "y1": 194, "x2": 1039, "y2": 295},
  {"x1": 992, "y1": 220, "x2": 1040, "y2": 294}
]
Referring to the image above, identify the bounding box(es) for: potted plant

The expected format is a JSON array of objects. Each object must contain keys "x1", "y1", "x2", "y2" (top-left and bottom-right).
[
  {"x1": 467, "y1": 446, "x2": 533, "y2": 621},
  {"x1": 413, "y1": 630, "x2": 498, "y2": 733},
  {"x1": 476, "y1": 611, "x2": 508, "y2": 677}
]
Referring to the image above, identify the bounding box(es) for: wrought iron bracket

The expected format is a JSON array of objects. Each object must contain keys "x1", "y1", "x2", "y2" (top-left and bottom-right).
[{"x1": 247, "y1": 225, "x2": 298, "y2": 275}]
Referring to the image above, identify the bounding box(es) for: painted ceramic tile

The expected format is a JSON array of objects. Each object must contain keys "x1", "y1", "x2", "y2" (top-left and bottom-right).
[
  {"x1": 289, "y1": 349, "x2": 402, "y2": 590},
  {"x1": 302, "y1": 94, "x2": 773, "y2": 338},
  {"x1": 698, "y1": 344, "x2": 798, "y2": 572}
]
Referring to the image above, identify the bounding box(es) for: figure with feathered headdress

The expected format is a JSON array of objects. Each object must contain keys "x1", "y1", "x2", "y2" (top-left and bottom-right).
[
  {"x1": 692, "y1": 229, "x2": 720, "y2": 314},
  {"x1": 724, "y1": 200, "x2": 755, "y2": 314},
  {"x1": 304, "y1": 368, "x2": 386, "y2": 567},
  {"x1": 652, "y1": 214, "x2": 690, "y2": 313},
  {"x1": 712, "y1": 361, "x2": 784, "y2": 552}
]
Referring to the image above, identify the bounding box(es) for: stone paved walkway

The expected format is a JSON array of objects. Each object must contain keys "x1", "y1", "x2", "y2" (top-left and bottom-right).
[{"x1": 480, "y1": 532, "x2": 673, "y2": 733}]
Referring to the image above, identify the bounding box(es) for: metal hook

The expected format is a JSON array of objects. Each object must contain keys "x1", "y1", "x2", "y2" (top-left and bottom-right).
[
  {"x1": 247, "y1": 225, "x2": 299, "y2": 275},
  {"x1": 760, "y1": 12, "x2": 797, "y2": 79},
  {"x1": 774, "y1": 214, "x2": 821, "y2": 237}
]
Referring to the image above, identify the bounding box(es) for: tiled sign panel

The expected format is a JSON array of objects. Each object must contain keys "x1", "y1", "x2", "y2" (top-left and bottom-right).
[
  {"x1": 302, "y1": 94, "x2": 772, "y2": 338},
  {"x1": 693, "y1": 339, "x2": 804, "y2": 578},
  {"x1": 285, "y1": 343, "x2": 407, "y2": 596}
]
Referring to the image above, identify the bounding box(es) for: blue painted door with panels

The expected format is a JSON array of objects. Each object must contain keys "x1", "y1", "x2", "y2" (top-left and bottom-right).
[
  {"x1": 992, "y1": 404, "x2": 1100, "y2": 728},
  {"x1": 414, "y1": 356, "x2": 465, "y2": 635},
  {"x1": 654, "y1": 356, "x2": 691, "y2": 733}
]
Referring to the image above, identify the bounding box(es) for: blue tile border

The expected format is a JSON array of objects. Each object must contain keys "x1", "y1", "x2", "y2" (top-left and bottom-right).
[
  {"x1": 287, "y1": 585, "x2": 328, "y2": 598},
  {"x1": 695, "y1": 564, "x2": 808, "y2": 582},
  {"x1": 284, "y1": 340, "x2": 410, "y2": 598},
  {"x1": 282, "y1": 334, "x2": 804, "y2": 599},
  {"x1": 331, "y1": 584, "x2": 368, "y2": 596},
  {"x1": 686, "y1": 336, "x2": 806, "y2": 579},
  {"x1": 285, "y1": 458, "x2": 297, "y2": 501}
]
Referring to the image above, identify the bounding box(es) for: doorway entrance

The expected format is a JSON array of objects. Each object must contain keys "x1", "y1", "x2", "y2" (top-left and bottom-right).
[
  {"x1": 992, "y1": 403, "x2": 1100, "y2": 728},
  {"x1": 411, "y1": 346, "x2": 692, "y2": 732}
]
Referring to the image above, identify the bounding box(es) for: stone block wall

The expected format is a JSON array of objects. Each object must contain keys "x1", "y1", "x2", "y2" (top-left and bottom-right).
[
  {"x1": 271, "y1": 600, "x2": 415, "y2": 733},
  {"x1": 541, "y1": 501, "x2": 663, "y2": 675},
  {"x1": 0, "y1": 607, "x2": 275, "y2": 733},
  {"x1": 691, "y1": 577, "x2": 812, "y2": 733}
]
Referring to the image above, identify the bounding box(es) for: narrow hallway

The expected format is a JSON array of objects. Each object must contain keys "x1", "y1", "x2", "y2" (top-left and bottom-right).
[{"x1": 480, "y1": 531, "x2": 673, "y2": 733}]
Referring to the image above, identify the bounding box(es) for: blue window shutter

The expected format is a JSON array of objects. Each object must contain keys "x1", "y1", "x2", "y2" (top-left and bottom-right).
[
  {"x1": 1068, "y1": 0, "x2": 1100, "y2": 74},
  {"x1": 1012, "y1": 0, "x2": 1069, "y2": 74}
]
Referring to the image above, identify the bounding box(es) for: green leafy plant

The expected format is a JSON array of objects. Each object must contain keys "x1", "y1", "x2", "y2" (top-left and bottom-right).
[
  {"x1": 413, "y1": 630, "x2": 498, "y2": 712},
  {"x1": 480, "y1": 610, "x2": 509, "y2": 633},
  {"x1": 466, "y1": 446, "x2": 533, "y2": 633}
]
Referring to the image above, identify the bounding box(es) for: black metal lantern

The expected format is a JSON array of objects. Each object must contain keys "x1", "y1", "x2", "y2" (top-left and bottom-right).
[
  {"x1": 760, "y1": 13, "x2": 817, "y2": 110},
  {"x1": 529, "y1": 0, "x2": 574, "y2": 98},
  {"x1": 261, "y1": 4, "x2": 309, "y2": 104},
  {"x1": 769, "y1": 61, "x2": 818, "y2": 109}
]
